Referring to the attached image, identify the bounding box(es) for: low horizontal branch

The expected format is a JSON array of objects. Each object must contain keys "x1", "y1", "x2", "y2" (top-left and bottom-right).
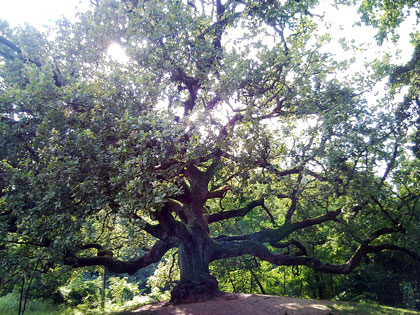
[
  {"x1": 208, "y1": 198, "x2": 264, "y2": 224},
  {"x1": 64, "y1": 238, "x2": 177, "y2": 274},
  {"x1": 213, "y1": 209, "x2": 342, "y2": 243},
  {"x1": 368, "y1": 243, "x2": 420, "y2": 260},
  {"x1": 291, "y1": 209, "x2": 342, "y2": 232},
  {"x1": 269, "y1": 239, "x2": 307, "y2": 256},
  {"x1": 206, "y1": 186, "x2": 231, "y2": 199},
  {"x1": 79, "y1": 244, "x2": 104, "y2": 251},
  {"x1": 211, "y1": 225, "x2": 412, "y2": 274}
]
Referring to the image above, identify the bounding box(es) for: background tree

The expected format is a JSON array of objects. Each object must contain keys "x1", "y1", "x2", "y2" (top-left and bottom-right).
[{"x1": 1, "y1": 0, "x2": 419, "y2": 304}]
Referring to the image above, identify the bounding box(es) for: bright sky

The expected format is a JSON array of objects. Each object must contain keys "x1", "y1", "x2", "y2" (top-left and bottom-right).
[
  {"x1": 0, "y1": 0, "x2": 414, "y2": 62},
  {"x1": 0, "y1": 0, "x2": 90, "y2": 28},
  {"x1": 0, "y1": 0, "x2": 415, "y2": 79}
]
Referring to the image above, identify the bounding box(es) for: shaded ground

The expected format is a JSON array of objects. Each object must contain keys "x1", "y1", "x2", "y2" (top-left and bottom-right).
[{"x1": 122, "y1": 293, "x2": 336, "y2": 315}]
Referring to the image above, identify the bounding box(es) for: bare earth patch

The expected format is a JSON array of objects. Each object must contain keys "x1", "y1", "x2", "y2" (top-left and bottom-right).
[{"x1": 123, "y1": 293, "x2": 336, "y2": 315}]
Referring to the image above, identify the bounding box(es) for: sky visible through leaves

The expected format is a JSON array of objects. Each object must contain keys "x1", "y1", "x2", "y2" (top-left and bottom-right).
[{"x1": 0, "y1": 0, "x2": 415, "y2": 64}]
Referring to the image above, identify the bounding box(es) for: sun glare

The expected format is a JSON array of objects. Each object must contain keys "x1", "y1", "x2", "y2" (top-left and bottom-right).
[{"x1": 107, "y1": 42, "x2": 129, "y2": 63}]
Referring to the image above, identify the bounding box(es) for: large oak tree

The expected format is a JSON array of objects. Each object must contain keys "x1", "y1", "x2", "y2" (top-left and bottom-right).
[{"x1": 1, "y1": 0, "x2": 419, "y2": 304}]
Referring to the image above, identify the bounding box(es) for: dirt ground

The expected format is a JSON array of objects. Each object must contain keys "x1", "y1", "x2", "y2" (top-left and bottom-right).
[{"x1": 123, "y1": 293, "x2": 336, "y2": 315}]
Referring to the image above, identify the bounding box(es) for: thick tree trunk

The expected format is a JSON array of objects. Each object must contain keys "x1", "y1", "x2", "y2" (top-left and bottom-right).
[{"x1": 170, "y1": 229, "x2": 220, "y2": 304}]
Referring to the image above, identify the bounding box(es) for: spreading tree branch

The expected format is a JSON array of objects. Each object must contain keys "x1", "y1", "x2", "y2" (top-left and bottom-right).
[
  {"x1": 0, "y1": 36, "x2": 41, "y2": 67},
  {"x1": 64, "y1": 239, "x2": 178, "y2": 274},
  {"x1": 211, "y1": 225, "x2": 411, "y2": 274},
  {"x1": 208, "y1": 198, "x2": 265, "y2": 223},
  {"x1": 206, "y1": 186, "x2": 231, "y2": 199},
  {"x1": 214, "y1": 209, "x2": 342, "y2": 243},
  {"x1": 269, "y1": 239, "x2": 307, "y2": 256},
  {"x1": 0, "y1": 36, "x2": 62, "y2": 87}
]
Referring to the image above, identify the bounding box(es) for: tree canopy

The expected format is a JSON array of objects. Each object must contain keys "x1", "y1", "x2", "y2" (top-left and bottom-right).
[{"x1": 1, "y1": 0, "x2": 419, "y2": 304}]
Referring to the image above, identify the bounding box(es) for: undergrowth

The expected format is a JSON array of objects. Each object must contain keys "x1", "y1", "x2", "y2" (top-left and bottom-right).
[{"x1": 0, "y1": 292, "x2": 151, "y2": 315}]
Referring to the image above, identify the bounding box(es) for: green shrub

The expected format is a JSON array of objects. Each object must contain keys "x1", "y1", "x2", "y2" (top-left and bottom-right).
[
  {"x1": 60, "y1": 276, "x2": 101, "y2": 307},
  {"x1": 108, "y1": 276, "x2": 139, "y2": 305},
  {"x1": 59, "y1": 271, "x2": 143, "y2": 310}
]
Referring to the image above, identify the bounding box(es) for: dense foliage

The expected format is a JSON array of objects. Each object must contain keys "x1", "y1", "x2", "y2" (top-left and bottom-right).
[{"x1": 1, "y1": 0, "x2": 419, "y2": 306}]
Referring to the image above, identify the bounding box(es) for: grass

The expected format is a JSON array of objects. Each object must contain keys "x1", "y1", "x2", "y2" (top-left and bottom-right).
[
  {"x1": 328, "y1": 301, "x2": 420, "y2": 315},
  {"x1": 116, "y1": 296, "x2": 420, "y2": 315},
  {"x1": 0, "y1": 292, "x2": 152, "y2": 315},
  {"x1": 2, "y1": 292, "x2": 420, "y2": 315},
  {"x1": 0, "y1": 293, "x2": 75, "y2": 315}
]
